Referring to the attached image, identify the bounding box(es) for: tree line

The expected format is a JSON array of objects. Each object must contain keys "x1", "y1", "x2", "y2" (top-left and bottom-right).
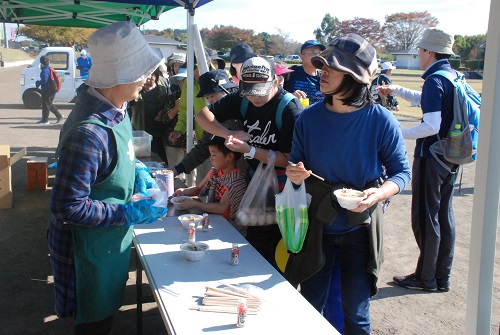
[{"x1": 17, "y1": 11, "x2": 486, "y2": 62}]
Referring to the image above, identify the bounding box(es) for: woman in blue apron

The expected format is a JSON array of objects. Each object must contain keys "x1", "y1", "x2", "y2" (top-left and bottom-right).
[{"x1": 48, "y1": 22, "x2": 168, "y2": 335}]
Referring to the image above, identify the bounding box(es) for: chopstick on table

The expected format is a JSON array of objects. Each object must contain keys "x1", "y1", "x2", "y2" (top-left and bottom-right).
[{"x1": 288, "y1": 161, "x2": 325, "y2": 181}]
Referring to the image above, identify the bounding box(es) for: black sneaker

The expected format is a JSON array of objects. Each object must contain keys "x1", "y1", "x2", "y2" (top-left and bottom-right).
[
  {"x1": 437, "y1": 278, "x2": 450, "y2": 292},
  {"x1": 36, "y1": 119, "x2": 50, "y2": 124},
  {"x1": 393, "y1": 273, "x2": 437, "y2": 291},
  {"x1": 56, "y1": 115, "x2": 65, "y2": 124}
]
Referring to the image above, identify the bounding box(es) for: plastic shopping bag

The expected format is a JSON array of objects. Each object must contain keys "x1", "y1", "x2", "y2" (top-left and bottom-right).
[
  {"x1": 275, "y1": 179, "x2": 311, "y2": 253},
  {"x1": 236, "y1": 150, "x2": 279, "y2": 226}
]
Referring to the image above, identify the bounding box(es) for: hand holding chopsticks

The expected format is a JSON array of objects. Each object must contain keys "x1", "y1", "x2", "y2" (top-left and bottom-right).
[{"x1": 288, "y1": 161, "x2": 324, "y2": 181}]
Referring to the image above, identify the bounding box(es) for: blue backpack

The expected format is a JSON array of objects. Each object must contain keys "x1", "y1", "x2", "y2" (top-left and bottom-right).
[
  {"x1": 239, "y1": 93, "x2": 297, "y2": 131},
  {"x1": 429, "y1": 70, "x2": 481, "y2": 170}
]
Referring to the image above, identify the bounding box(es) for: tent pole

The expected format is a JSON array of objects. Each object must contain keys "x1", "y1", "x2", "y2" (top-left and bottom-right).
[
  {"x1": 185, "y1": 1, "x2": 194, "y2": 157},
  {"x1": 465, "y1": 0, "x2": 500, "y2": 333}
]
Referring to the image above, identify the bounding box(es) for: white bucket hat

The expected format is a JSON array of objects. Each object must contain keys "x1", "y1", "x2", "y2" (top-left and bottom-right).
[
  {"x1": 416, "y1": 28, "x2": 455, "y2": 55},
  {"x1": 86, "y1": 21, "x2": 164, "y2": 88}
]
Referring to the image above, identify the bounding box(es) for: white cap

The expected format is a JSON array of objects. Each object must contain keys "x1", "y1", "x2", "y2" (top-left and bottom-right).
[{"x1": 381, "y1": 62, "x2": 396, "y2": 71}]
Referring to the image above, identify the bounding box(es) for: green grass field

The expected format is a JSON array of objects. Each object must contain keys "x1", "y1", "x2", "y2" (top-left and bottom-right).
[
  {"x1": 390, "y1": 71, "x2": 482, "y2": 119},
  {"x1": 0, "y1": 47, "x2": 34, "y2": 62}
]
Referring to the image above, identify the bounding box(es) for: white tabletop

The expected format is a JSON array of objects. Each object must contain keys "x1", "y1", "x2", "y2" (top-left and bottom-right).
[{"x1": 133, "y1": 214, "x2": 339, "y2": 335}]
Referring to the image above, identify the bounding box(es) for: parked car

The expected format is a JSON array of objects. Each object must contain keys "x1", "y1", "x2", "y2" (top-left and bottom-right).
[{"x1": 285, "y1": 55, "x2": 300, "y2": 61}]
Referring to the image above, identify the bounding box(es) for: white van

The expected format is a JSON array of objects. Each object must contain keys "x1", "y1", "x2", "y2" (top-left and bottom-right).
[
  {"x1": 20, "y1": 47, "x2": 86, "y2": 109},
  {"x1": 285, "y1": 55, "x2": 300, "y2": 61}
]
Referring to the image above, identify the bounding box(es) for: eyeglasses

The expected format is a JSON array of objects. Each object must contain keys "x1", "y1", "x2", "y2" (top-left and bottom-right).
[{"x1": 301, "y1": 51, "x2": 321, "y2": 56}]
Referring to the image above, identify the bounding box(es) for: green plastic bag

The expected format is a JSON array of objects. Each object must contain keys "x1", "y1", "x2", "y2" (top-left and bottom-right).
[{"x1": 275, "y1": 179, "x2": 311, "y2": 253}]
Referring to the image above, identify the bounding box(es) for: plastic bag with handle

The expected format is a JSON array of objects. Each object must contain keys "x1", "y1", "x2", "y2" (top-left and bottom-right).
[
  {"x1": 236, "y1": 150, "x2": 279, "y2": 226},
  {"x1": 275, "y1": 179, "x2": 311, "y2": 253}
]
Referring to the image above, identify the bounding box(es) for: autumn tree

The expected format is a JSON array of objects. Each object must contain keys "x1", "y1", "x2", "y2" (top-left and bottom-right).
[
  {"x1": 335, "y1": 18, "x2": 383, "y2": 49},
  {"x1": 270, "y1": 28, "x2": 301, "y2": 56},
  {"x1": 314, "y1": 14, "x2": 340, "y2": 45},
  {"x1": 201, "y1": 25, "x2": 263, "y2": 54},
  {"x1": 382, "y1": 11, "x2": 438, "y2": 51},
  {"x1": 18, "y1": 25, "x2": 95, "y2": 47}
]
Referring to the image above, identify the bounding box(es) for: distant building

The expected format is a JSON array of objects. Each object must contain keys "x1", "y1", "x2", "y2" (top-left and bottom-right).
[
  {"x1": 391, "y1": 48, "x2": 420, "y2": 69},
  {"x1": 143, "y1": 35, "x2": 187, "y2": 60}
]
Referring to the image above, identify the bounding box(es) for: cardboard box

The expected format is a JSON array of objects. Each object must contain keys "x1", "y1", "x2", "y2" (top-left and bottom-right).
[
  {"x1": 27, "y1": 157, "x2": 48, "y2": 191},
  {"x1": 0, "y1": 145, "x2": 26, "y2": 209}
]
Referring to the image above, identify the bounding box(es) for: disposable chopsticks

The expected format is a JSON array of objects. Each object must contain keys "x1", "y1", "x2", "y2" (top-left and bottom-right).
[{"x1": 287, "y1": 161, "x2": 325, "y2": 181}]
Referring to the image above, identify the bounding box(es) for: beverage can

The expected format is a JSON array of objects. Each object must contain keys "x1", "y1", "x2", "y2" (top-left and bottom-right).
[
  {"x1": 202, "y1": 213, "x2": 209, "y2": 232},
  {"x1": 236, "y1": 298, "x2": 247, "y2": 327},
  {"x1": 231, "y1": 243, "x2": 239, "y2": 265},
  {"x1": 188, "y1": 223, "x2": 196, "y2": 243},
  {"x1": 299, "y1": 98, "x2": 310, "y2": 108}
]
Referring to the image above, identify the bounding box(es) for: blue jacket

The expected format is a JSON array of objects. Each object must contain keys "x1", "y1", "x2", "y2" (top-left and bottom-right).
[
  {"x1": 36, "y1": 65, "x2": 55, "y2": 93},
  {"x1": 76, "y1": 56, "x2": 92, "y2": 77}
]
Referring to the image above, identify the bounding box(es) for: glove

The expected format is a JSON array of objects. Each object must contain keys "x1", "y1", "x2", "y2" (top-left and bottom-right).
[
  {"x1": 123, "y1": 198, "x2": 168, "y2": 226},
  {"x1": 135, "y1": 167, "x2": 158, "y2": 195}
]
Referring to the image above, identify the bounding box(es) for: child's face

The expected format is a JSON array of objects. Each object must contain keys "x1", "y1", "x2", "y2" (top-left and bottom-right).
[
  {"x1": 208, "y1": 145, "x2": 232, "y2": 170},
  {"x1": 204, "y1": 91, "x2": 226, "y2": 104}
]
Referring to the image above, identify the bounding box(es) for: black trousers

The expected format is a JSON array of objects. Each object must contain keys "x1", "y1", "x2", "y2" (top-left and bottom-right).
[
  {"x1": 411, "y1": 157, "x2": 458, "y2": 284},
  {"x1": 41, "y1": 91, "x2": 62, "y2": 121}
]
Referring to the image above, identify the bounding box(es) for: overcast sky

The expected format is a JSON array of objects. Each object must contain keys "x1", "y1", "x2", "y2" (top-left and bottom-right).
[{"x1": 143, "y1": 0, "x2": 491, "y2": 43}]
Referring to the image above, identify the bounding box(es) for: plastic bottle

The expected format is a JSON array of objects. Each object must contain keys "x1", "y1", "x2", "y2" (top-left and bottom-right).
[
  {"x1": 202, "y1": 213, "x2": 209, "y2": 232},
  {"x1": 449, "y1": 123, "x2": 462, "y2": 157},
  {"x1": 231, "y1": 243, "x2": 239, "y2": 265},
  {"x1": 236, "y1": 298, "x2": 247, "y2": 327},
  {"x1": 188, "y1": 223, "x2": 196, "y2": 243}
]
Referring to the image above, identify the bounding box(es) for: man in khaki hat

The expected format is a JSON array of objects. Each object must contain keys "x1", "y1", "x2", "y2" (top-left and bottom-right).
[
  {"x1": 379, "y1": 27, "x2": 458, "y2": 293},
  {"x1": 48, "y1": 21, "x2": 168, "y2": 334}
]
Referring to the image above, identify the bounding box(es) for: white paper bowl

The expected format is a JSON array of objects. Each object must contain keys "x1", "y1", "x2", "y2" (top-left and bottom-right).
[
  {"x1": 180, "y1": 242, "x2": 209, "y2": 261},
  {"x1": 178, "y1": 214, "x2": 203, "y2": 229},
  {"x1": 333, "y1": 189, "x2": 365, "y2": 210},
  {"x1": 170, "y1": 196, "x2": 190, "y2": 210}
]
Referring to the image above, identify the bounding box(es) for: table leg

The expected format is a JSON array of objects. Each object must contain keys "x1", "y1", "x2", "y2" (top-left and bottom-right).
[{"x1": 135, "y1": 247, "x2": 143, "y2": 335}]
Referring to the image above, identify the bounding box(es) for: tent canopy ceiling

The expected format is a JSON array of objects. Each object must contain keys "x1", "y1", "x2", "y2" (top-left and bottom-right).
[{"x1": 0, "y1": 0, "x2": 212, "y2": 28}]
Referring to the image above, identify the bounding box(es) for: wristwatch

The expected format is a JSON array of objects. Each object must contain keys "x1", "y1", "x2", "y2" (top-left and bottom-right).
[{"x1": 244, "y1": 146, "x2": 256, "y2": 159}]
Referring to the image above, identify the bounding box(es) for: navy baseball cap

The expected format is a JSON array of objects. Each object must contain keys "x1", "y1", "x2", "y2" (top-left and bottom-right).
[
  {"x1": 197, "y1": 70, "x2": 237, "y2": 97},
  {"x1": 301, "y1": 40, "x2": 326, "y2": 54}
]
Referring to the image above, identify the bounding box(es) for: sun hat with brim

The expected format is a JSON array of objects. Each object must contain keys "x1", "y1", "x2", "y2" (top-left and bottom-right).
[
  {"x1": 206, "y1": 49, "x2": 226, "y2": 70},
  {"x1": 239, "y1": 56, "x2": 276, "y2": 96},
  {"x1": 197, "y1": 69, "x2": 237, "y2": 97},
  {"x1": 167, "y1": 52, "x2": 186, "y2": 65},
  {"x1": 311, "y1": 33, "x2": 378, "y2": 85},
  {"x1": 85, "y1": 21, "x2": 164, "y2": 89},
  {"x1": 169, "y1": 67, "x2": 188, "y2": 86},
  {"x1": 276, "y1": 63, "x2": 294, "y2": 76},
  {"x1": 416, "y1": 27, "x2": 454, "y2": 55},
  {"x1": 230, "y1": 44, "x2": 257, "y2": 64}
]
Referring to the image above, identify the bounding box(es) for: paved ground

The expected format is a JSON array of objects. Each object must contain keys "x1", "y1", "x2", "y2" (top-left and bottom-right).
[{"x1": 0, "y1": 65, "x2": 498, "y2": 334}]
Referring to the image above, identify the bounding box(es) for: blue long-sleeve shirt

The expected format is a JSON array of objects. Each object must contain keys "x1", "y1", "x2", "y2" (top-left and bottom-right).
[{"x1": 289, "y1": 101, "x2": 411, "y2": 233}]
